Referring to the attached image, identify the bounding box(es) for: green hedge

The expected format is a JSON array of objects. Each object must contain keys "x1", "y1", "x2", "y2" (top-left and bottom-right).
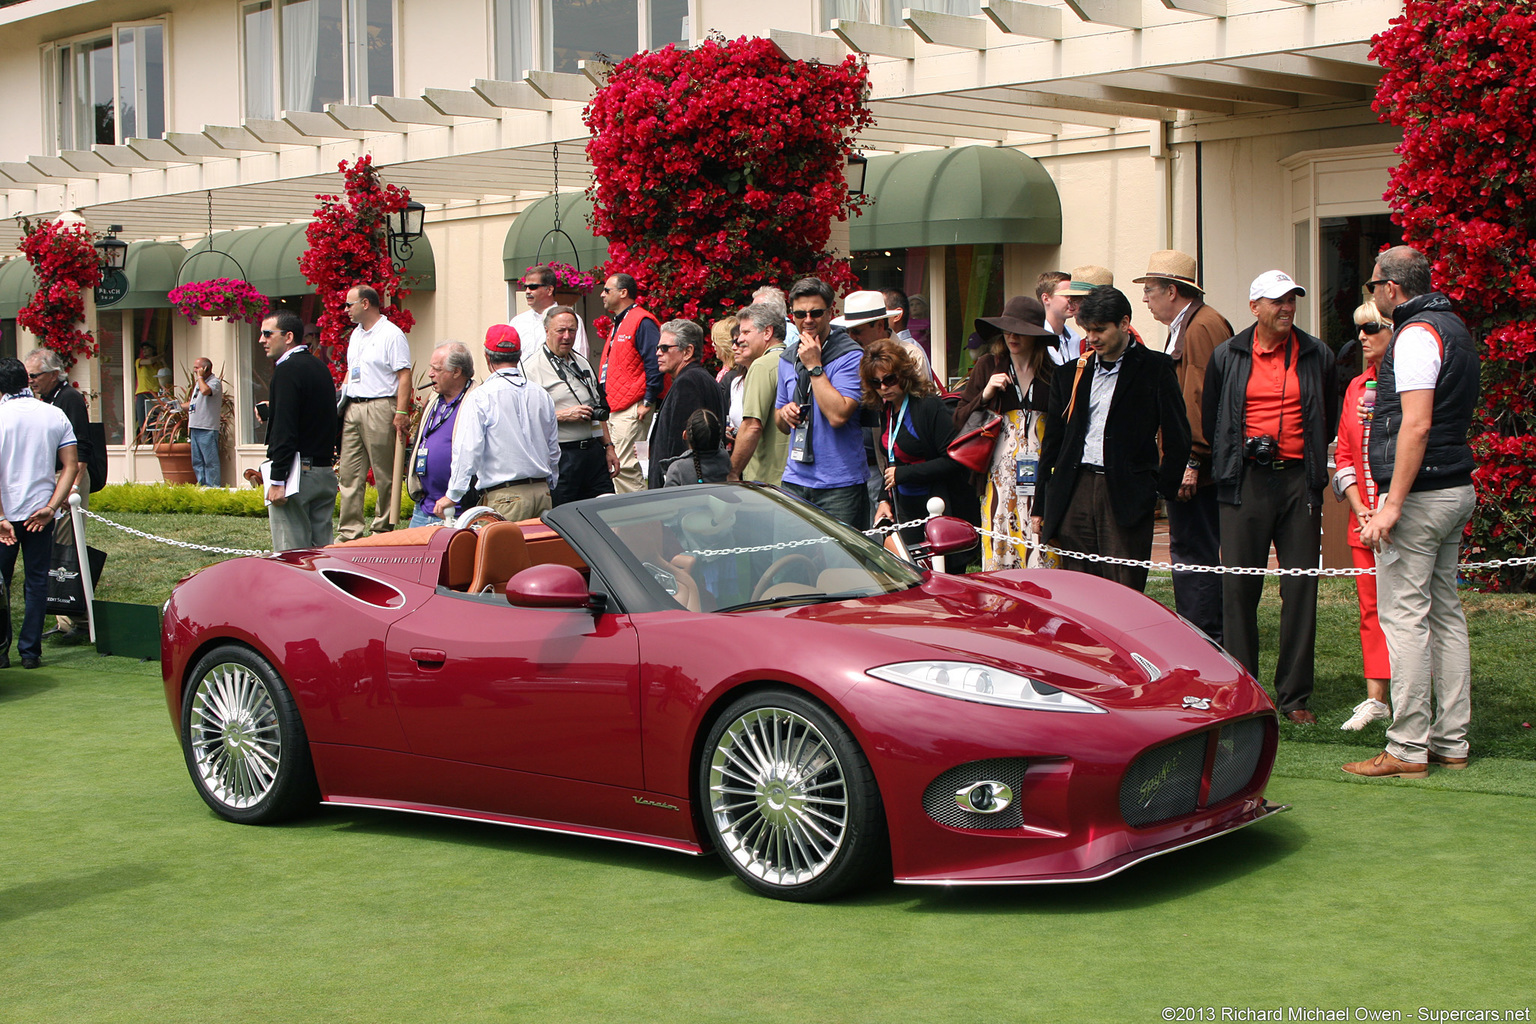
[{"x1": 93, "y1": 482, "x2": 415, "y2": 519}]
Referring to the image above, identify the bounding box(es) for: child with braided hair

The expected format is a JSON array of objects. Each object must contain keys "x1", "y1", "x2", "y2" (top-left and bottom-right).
[{"x1": 663, "y1": 408, "x2": 731, "y2": 486}]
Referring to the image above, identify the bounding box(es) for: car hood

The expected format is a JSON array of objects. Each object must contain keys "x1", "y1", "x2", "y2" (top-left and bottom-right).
[{"x1": 770, "y1": 568, "x2": 1252, "y2": 711}]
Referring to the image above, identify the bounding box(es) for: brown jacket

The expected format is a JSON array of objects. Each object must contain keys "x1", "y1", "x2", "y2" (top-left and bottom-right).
[{"x1": 1170, "y1": 299, "x2": 1233, "y2": 483}]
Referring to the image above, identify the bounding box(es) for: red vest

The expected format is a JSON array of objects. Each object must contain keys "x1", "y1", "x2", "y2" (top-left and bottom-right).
[{"x1": 599, "y1": 305, "x2": 660, "y2": 412}]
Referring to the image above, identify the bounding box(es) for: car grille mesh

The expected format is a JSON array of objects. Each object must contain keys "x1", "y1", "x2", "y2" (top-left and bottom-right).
[
  {"x1": 1209, "y1": 717, "x2": 1266, "y2": 806},
  {"x1": 1119, "y1": 717, "x2": 1268, "y2": 828},
  {"x1": 922, "y1": 758, "x2": 1028, "y2": 830},
  {"x1": 1118, "y1": 733, "x2": 1206, "y2": 827}
]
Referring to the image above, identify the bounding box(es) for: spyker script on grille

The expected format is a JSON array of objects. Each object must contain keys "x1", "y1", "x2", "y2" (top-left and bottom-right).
[{"x1": 1139, "y1": 759, "x2": 1179, "y2": 807}]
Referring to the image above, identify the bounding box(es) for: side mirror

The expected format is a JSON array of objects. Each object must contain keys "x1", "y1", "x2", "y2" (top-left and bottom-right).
[
  {"x1": 506, "y1": 564, "x2": 593, "y2": 608},
  {"x1": 924, "y1": 516, "x2": 979, "y2": 556}
]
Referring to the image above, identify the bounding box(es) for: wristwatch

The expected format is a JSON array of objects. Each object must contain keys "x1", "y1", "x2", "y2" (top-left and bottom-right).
[{"x1": 808, "y1": 365, "x2": 825, "y2": 378}]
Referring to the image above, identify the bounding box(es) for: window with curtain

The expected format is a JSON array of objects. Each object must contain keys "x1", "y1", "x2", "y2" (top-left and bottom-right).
[
  {"x1": 821, "y1": 0, "x2": 865, "y2": 30},
  {"x1": 47, "y1": 22, "x2": 166, "y2": 152},
  {"x1": 880, "y1": 0, "x2": 979, "y2": 22},
  {"x1": 243, "y1": 0, "x2": 392, "y2": 118},
  {"x1": 497, "y1": 0, "x2": 687, "y2": 78}
]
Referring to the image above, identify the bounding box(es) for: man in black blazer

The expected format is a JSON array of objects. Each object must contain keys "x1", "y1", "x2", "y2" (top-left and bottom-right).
[
  {"x1": 1036, "y1": 286, "x2": 1190, "y2": 592},
  {"x1": 261, "y1": 309, "x2": 340, "y2": 551},
  {"x1": 646, "y1": 319, "x2": 727, "y2": 489}
]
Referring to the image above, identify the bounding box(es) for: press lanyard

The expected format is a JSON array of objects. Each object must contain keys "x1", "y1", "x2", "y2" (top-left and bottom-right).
[
  {"x1": 420, "y1": 387, "x2": 466, "y2": 441},
  {"x1": 1006, "y1": 357, "x2": 1027, "y2": 405},
  {"x1": 885, "y1": 394, "x2": 910, "y2": 466}
]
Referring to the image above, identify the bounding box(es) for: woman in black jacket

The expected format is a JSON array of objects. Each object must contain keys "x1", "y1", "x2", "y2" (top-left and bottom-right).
[{"x1": 862, "y1": 339, "x2": 968, "y2": 543}]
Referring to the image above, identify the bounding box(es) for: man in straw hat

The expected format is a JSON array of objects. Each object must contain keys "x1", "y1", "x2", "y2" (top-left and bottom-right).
[
  {"x1": 1203, "y1": 270, "x2": 1337, "y2": 725},
  {"x1": 1135, "y1": 249, "x2": 1234, "y2": 643},
  {"x1": 1037, "y1": 286, "x2": 1190, "y2": 593}
]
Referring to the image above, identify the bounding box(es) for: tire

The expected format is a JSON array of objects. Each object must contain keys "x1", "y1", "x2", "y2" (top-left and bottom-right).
[
  {"x1": 699, "y1": 688, "x2": 888, "y2": 902},
  {"x1": 180, "y1": 644, "x2": 318, "y2": 825}
]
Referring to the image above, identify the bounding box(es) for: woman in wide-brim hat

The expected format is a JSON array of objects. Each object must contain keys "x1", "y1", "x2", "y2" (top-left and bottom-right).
[{"x1": 953, "y1": 295, "x2": 1057, "y2": 570}]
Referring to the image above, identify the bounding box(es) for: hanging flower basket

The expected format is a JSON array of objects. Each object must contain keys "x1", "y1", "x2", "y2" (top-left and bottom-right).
[
  {"x1": 167, "y1": 278, "x2": 271, "y2": 325},
  {"x1": 540, "y1": 262, "x2": 596, "y2": 304}
]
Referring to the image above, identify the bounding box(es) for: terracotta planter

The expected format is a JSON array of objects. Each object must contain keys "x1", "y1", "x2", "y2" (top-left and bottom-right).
[
  {"x1": 154, "y1": 441, "x2": 197, "y2": 485},
  {"x1": 553, "y1": 289, "x2": 587, "y2": 307}
]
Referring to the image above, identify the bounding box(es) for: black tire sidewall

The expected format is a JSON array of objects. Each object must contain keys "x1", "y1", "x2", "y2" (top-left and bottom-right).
[
  {"x1": 180, "y1": 643, "x2": 317, "y2": 825},
  {"x1": 699, "y1": 687, "x2": 887, "y2": 902}
]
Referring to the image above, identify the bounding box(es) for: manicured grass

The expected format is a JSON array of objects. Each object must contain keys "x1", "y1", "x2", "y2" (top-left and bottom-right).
[{"x1": 2, "y1": 649, "x2": 1532, "y2": 1023}]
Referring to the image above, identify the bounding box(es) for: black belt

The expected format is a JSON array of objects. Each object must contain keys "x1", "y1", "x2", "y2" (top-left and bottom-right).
[
  {"x1": 560, "y1": 438, "x2": 602, "y2": 450},
  {"x1": 299, "y1": 457, "x2": 333, "y2": 469},
  {"x1": 1247, "y1": 458, "x2": 1298, "y2": 470},
  {"x1": 481, "y1": 477, "x2": 547, "y2": 490},
  {"x1": 1081, "y1": 464, "x2": 1106, "y2": 474},
  {"x1": 349, "y1": 395, "x2": 393, "y2": 402}
]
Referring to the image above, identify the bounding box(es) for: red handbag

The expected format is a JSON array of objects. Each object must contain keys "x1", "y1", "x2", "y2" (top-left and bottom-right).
[{"x1": 946, "y1": 411, "x2": 1003, "y2": 474}]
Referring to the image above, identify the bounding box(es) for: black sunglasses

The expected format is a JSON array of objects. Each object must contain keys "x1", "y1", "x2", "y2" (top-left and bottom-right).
[
  {"x1": 522, "y1": 282, "x2": 547, "y2": 290},
  {"x1": 1359, "y1": 322, "x2": 1390, "y2": 335},
  {"x1": 790, "y1": 308, "x2": 828, "y2": 320},
  {"x1": 656, "y1": 343, "x2": 678, "y2": 352},
  {"x1": 871, "y1": 373, "x2": 901, "y2": 388},
  {"x1": 1364, "y1": 279, "x2": 1393, "y2": 291}
]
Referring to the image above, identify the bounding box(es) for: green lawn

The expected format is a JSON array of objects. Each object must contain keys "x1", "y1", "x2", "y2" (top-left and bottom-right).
[{"x1": 2, "y1": 649, "x2": 1532, "y2": 1023}]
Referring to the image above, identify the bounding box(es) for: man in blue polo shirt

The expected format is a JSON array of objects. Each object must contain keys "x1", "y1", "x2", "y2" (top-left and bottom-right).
[{"x1": 774, "y1": 277, "x2": 868, "y2": 528}]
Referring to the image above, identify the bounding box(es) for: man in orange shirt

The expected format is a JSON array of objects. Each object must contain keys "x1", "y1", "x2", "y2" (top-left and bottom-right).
[{"x1": 1202, "y1": 271, "x2": 1338, "y2": 724}]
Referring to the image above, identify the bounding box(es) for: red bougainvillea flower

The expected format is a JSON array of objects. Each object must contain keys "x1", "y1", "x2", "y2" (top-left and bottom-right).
[
  {"x1": 1374, "y1": 0, "x2": 1536, "y2": 590},
  {"x1": 15, "y1": 218, "x2": 103, "y2": 366},
  {"x1": 583, "y1": 35, "x2": 872, "y2": 330}
]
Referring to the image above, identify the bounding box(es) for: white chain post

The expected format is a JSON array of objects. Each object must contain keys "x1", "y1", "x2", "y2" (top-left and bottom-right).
[
  {"x1": 68, "y1": 492, "x2": 96, "y2": 643},
  {"x1": 926, "y1": 496, "x2": 947, "y2": 574}
]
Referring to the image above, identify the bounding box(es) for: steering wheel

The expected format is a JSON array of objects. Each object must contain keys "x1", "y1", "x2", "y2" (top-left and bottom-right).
[{"x1": 750, "y1": 554, "x2": 819, "y2": 602}]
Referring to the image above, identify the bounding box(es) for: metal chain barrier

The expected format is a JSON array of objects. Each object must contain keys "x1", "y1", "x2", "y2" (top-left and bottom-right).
[
  {"x1": 73, "y1": 507, "x2": 1536, "y2": 576},
  {"x1": 80, "y1": 508, "x2": 270, "y2": 557}
]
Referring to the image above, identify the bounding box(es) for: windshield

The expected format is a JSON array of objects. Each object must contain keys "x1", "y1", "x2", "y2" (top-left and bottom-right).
[{"x1": 583, "y1": 485, "x2": 923, "y2": 612}]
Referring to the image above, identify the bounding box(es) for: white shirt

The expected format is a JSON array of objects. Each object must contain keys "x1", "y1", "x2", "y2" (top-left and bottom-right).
[
  {"x1": 344, "y1": 316, "x2": 411, "y2": 399},
  {"x1": 0, "y1": 394, "x2": 76, "y2": 520},
  {"x1": 1164, "y1": 301, "x2": 1194, "y2": 360},
  {"x1": 511, "y1": 307, "x2": 590, "y2": 361},
  {"x1": 1048, "y1": 322, "x2": 1084, "y2": 366},
  {"x1": 1081, "y1": 357, "x2": 1122, "y2": 467},
  {"x1": 446, "y1": 368, "x2": 560, "y2": 500},
  {"x1": 1394, "y1": 324, "x2": 1442, "y2": 392}
]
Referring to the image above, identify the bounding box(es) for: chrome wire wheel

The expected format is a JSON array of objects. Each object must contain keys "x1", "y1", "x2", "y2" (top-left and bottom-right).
[
  {"x1": 188, "y1": 661, "x2": 283, "y2": 810},
  {"x1": 708, "y1": 706, "x2": 851, "y2": 888}
]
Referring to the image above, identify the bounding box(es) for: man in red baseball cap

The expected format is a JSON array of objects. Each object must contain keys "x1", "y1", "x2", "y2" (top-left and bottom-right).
[{"x1": 433, "y1": 324, "x2": 560, "y2": 522}]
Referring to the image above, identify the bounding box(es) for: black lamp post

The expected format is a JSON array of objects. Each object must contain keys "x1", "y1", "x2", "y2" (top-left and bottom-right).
[
  {"x1": 94, "y1": 225, "x2": 129, "y2": 306},
  {"x1": 844, "y1": 154, "x2": 868, "y2": 197},
  {"x1": 386, "y1": 200, "x2": 426, "y2": 265}
]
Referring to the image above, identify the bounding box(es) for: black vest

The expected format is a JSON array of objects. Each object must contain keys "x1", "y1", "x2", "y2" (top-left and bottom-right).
[{"x1": 1368, "y1": 292, "x2": 1478, "y2": 491}]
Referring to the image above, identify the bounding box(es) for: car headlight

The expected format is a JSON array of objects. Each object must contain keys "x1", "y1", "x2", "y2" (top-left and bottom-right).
[{"x1": 867, "y1": 661, "x2": 1105, "y2": 714}]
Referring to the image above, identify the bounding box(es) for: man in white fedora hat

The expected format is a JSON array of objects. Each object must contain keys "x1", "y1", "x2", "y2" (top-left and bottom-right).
[
  {"x1": 831, "y1": 290, "x2": 931, "y2": 379},
  {"x1": 1135, "y1": 249, "x2": 1233, "y2": 643}
]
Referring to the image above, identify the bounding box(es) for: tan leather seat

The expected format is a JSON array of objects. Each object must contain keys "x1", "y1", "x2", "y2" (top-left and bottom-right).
[
  {"x1": 443, "y1": 529, "x2": 478, "y2": 591},
  {"x1": 468, "y1": 521, "x2": 532, "y2": 595}
]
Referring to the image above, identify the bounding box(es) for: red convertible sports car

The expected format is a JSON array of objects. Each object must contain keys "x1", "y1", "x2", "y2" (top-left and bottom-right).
[{"x1": 162, "y1": 484, "x2": 1285, "y2": 901}]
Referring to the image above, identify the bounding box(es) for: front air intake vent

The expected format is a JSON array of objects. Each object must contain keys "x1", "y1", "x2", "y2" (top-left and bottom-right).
[
  {"x1": 923, "y1": 758, "x2": 1028, "y2": 830},
  {"x1": 1118, "y1": 733, "x2": 1205, "y2": 827}
]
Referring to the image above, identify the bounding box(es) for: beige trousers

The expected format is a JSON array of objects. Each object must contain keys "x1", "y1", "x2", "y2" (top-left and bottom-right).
[
  {"x1": 483, "y1": 480, "x2": 552, "y2": 523},
  {"x1": 337, "y1": 398, "x2": 399, "y2": 541},
  {"x1": 608, "y1": 401, "x2": 652, "y2": 494}
]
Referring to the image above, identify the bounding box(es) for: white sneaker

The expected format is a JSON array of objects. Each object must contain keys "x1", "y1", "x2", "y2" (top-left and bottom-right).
[{"x1": 1340, "y1": 698, "x2": 1392, "y2": 731}]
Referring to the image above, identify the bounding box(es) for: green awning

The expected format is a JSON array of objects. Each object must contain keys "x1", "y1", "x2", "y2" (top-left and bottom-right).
[
  {"x1": 851, "y1": 146, "x2": 1062, "y2": 251},
  {"x1": 503, "y1": 194, "x2": 607, "y2": 281},
  {"x1": 179, "y1": 221, "x2": 436, "y2": 297},
  {"x1": 98, "y1": 240, "x2": 187, "y2": 309},
  {"x1": 0, "y1": 257, "x2": 38, "y2": 319}
]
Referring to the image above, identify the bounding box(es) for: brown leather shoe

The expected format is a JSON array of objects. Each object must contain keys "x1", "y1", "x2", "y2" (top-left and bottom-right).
[
  {"x1": 1285, "y1": 709, "x2": 1317, "y2": 725},
  {"x1": 1428, "y1": 751, "x2": 1469, "y2": 770},
  {"x1": 1342, "y1": 751, "x2": 1429, "y2": 779}
]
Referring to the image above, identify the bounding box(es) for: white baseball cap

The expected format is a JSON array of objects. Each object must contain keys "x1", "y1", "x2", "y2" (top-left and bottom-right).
[{"x1": 1249, "y1": 270, "x2": 1307, "y2": 301}]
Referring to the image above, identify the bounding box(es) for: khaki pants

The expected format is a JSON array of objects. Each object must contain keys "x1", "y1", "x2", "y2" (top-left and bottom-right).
[
  {"x1": 337, "y1": 398, "x2": 399, "y2": 541},
  {"x1": 483, "y1": 480, "x2": 552, "y2": 522},
  {"x1": 1380, "y1": 485, "x2": 1476, "y2": 763},
  {"x1": 608, "y1": 401, "x2": 652, "y2": 493}
]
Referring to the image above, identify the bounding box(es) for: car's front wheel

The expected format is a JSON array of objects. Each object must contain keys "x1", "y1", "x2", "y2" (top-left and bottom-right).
[
  {"x1": 181, "y1": 644, "x2": 318, "y2": 824},
  {"x1": 700, "y1": 688, "x2": 887, "y2": 901}
]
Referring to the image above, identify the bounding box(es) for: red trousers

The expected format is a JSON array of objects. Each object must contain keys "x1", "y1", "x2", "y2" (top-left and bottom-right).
[{"x1": 1351, "y1": 543, "x2": 1392, "y2": 679}]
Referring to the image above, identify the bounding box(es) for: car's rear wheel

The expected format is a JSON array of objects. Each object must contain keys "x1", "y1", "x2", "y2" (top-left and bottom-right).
[
  {"x1": 700, "y1": 689, "x2": 887, "y2": 902},
  {"x1": 181, "y1": 644, "x2": 317, "y2": 825}
]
